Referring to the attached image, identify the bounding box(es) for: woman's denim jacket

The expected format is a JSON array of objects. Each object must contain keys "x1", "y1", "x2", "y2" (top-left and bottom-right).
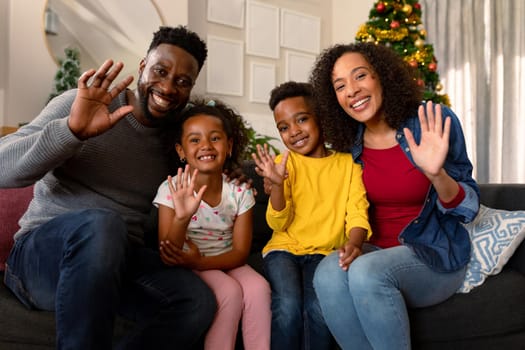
[{"x1": 351, "y1": 103, "x2": 480, "y2": 272}]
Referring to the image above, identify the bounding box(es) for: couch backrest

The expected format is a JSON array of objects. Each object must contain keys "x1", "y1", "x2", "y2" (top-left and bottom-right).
[
  {"x1": 478, "y1": 184, "x2": 525, "y2": 211},
  {"x1": 241, "y1": 161, "x2": 273, "y2": 254}
]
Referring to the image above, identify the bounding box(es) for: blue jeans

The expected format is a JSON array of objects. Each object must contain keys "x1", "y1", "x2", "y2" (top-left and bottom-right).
[
  {"x1": 313, "y1": 246, "x2": 467, "y2": 350},
  {"x1": 4, "y1": 209, "x2": 216, "y2": 350},
  {"x1": 263, "y1": 251, "x2": 335, "y2": 350}
]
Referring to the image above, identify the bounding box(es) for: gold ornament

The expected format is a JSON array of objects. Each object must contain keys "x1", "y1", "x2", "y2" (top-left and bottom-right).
[
  {"x1": 414, "y1": 38, "x2": 425, "y2": 48},
  {"x1": 436, "y1": 83, "x2": 443, "y2": 91},
  {"x1": 419, "y1": 29, "x2": 427, "y2": 38},
  {"x1": 402, "y1": 4, "x2": 413, "y2": 15},
  {"x1": 356, "y1": 24, "x2": 370, "y2": 41}
]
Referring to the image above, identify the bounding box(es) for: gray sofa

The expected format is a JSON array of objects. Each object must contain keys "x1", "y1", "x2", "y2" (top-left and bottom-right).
[{"x1": 1, "y1": 163, "x2": 525, "y2": 348}]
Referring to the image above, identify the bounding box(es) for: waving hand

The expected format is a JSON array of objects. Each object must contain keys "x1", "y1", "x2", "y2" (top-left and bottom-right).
[
  {"x1": 403, "y1": 102, "x2": 451, "y2": 179},
  {"x1": 69, "y1": 59, "x2": 134, "y2": 140}
]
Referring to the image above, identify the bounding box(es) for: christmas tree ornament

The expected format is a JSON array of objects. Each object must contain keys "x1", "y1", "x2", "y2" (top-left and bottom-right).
[{"x1": 355, "y1": 0, "x2": 450, "y2": 106}]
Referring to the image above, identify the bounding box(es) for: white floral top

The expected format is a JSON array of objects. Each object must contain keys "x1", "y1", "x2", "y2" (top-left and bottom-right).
[{"x1": 153, "y1": 174, "x2": 255, "y2": 256}]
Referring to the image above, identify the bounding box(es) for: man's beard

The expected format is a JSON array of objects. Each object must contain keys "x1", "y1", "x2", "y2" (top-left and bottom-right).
[{"x1": 137, "y1": 84, "x2": 186, "y2": 127}]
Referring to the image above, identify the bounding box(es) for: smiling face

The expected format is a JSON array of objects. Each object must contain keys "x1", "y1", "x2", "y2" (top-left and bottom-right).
[
  {"x1": 332, "y1": 52, "x2": 384, "y2": 125},
  {"x1": 175, "y1": 114, "x2": 233, "y2": 175},
  {"x1": 273, "y1": 96, "x2": 326, "y2": 158},
  {"x1": 136, "y1": 44, "x2": 199, "y2": 125}
]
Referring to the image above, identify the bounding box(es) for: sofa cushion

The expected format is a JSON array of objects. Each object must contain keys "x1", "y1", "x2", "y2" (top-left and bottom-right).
[
  {"x1": 0, "y1": 272, "x2": 134, "y2": 346},
  {"x1": 458, "y1": 205, "x2": 525, "y2": 293},
  {"x1": 411, "y1": 268, "x2": 525, "y2": 343},
  {"x1": 0, "y1": 186, "x2": 33, "y2": 271}
]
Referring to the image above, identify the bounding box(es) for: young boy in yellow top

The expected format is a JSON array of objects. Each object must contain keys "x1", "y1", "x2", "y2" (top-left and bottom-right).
[{"x1": 252, "y1": 81, "x2": 371, "y2": 350}]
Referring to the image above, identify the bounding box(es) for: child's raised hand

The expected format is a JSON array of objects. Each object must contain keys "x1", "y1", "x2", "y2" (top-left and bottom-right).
[
  {"x1": 252, "y1": 144, "x2": 288, "y2": 186},
  {"x1": 167, "y1": 165, "x2": 207, "y2": 220}
]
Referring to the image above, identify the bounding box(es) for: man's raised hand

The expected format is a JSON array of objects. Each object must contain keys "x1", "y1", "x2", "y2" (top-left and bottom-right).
[{"x1": 69, "y1": 59, "x2": 134, "y2": 140}]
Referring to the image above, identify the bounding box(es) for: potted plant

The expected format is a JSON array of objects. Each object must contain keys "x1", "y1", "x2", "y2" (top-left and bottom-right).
[{"x1": 48, "y1": 47, "x2": 81, "y2": 103}]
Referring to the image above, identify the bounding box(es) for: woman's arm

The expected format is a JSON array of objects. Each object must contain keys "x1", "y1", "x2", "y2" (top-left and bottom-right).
[{"x1": 404, "y1": 102, "x2": 460, "y2": 202}]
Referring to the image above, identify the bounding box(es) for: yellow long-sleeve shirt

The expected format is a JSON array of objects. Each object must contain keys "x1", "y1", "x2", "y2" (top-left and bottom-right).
[{"x1": 263, "y1": 150, "x2": 371, "y2": 256}]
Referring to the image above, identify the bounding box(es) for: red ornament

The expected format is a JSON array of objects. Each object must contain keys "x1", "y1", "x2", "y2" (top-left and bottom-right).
[
  {"x1": 428, "y1": 62, "x2": 437, "y2": 72},
  {"x1": 414, "y1": 3, "x2": 421, "y2": 10},
  {"x1": 417, "y1": 79, "x2": 425, "y2": 87},
  {"x1": 376, "y1": 2, "x2": 386, "y2": 12},
  {"x1": 390, "y1": 20, "x2": 400, "y2": 29},
  {"x1": 409, "y1": 60, "x2": 418, "y2": 68}
]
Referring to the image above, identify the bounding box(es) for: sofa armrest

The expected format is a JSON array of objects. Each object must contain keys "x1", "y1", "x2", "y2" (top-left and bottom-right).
[{"x1": 0, "y1": 186, "x2": 34, "y2": 270}]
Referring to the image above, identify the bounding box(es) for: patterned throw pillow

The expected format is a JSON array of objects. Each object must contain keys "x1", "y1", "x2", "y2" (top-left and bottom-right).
[{"x1": 457, "y1": 205, "x2": 525, "y2": 293}]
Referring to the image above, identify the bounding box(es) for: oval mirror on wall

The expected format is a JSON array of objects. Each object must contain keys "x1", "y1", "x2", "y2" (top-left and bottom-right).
[{"x1": 43, "y1": 0, "x2": 164, "y2": 88}]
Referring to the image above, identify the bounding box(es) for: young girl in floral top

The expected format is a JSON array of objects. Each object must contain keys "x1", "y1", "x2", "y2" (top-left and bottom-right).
[{"x1": 153, "y1": 99, "x2": 271, "y2": 350}]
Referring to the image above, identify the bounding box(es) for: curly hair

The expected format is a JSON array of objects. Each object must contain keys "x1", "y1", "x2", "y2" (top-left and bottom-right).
[
  {"x1": 163, "y1": 98, "x2": 249, "y2": 172},
  {"x1": 269, "y1": 81, "x2": 316, "y2": 112},
  {"x1": 148, "y1": 26, "x2": 207, "y2": 71},
  {"x1": 309, "y1": 42, "x2": 422, "y2": 152}
]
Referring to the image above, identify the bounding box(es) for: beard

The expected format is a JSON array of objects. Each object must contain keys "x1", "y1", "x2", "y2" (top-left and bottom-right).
[{"x1": 136, "y1": 77, "x2": 187, "y2": 127}]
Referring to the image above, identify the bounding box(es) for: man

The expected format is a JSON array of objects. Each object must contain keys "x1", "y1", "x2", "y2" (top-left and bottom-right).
[{"x1": 0, "y1": 26, "x2": 216, "y2": 349}]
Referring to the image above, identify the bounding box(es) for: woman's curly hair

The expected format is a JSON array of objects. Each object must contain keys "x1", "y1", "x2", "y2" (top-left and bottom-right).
[
  {"x1": 309, "y1": 42, "x2": 422, "y2": 152},
  {"x1": 162, "y1": 98, "x2": 249, "y2": 173}
]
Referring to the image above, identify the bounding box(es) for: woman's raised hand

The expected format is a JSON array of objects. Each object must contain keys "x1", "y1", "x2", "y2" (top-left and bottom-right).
[
  {"x1": 68, "y1": 59, "x2": 134, "y2": 140},
  {"x1": 403, "y1": 102, "x2": 451, "y2": 179}
]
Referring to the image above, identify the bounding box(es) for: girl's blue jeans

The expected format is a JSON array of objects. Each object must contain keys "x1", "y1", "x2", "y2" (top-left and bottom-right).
[
  {"x1": 313, "y1": 245, "x2": 467, "y2": 350},
  {"x1": 4, "y1": 208, "x2": 216, "y2": 350},
  {"x1": 263, "y1": 251, "x2": 335, "y2": 350}
]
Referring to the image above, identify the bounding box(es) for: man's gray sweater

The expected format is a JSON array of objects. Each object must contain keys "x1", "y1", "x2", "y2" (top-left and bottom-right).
[{"x1": 0, "y1": 89, "x2": 170, "y2": 244}]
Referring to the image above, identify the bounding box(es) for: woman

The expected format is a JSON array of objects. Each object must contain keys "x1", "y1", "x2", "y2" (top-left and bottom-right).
[{"x1": 310, "y1": 42, "x2": 479, "y2": 350}]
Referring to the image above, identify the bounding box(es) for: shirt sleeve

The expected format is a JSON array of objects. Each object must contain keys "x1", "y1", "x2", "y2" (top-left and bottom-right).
[
  {"x1": 265, "y1": 154, "x2": 294, "y2": 231},
  {"x1": 439, "y1": 183, "x2": 466, "y2": 209},
  {"x1": 152, "y1": 178, "x2": 174, "y2": 209},
  {"x1": 345, "y1": 159, "x2": 372, "y2": 240},
  {"x1": 236, "y1": 183, "x2": 256, "y2": 216}
]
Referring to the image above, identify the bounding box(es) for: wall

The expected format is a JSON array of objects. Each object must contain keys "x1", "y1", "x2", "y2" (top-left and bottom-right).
[
  {"x1": 189, "y1": 0, "x2": 334, "y2": 149},
  {"x1": 332, "y1": 0, "x2": 372, "y2": 45},
  {"x1": 0, "y1": 1, "x2": 7, "y2": 127},
  {"x1": 4, "y1": 0, "x2": 56, "y2": 127},
  {"x1": 0, "y1": 0, "x2": 373, "y2": 135}
]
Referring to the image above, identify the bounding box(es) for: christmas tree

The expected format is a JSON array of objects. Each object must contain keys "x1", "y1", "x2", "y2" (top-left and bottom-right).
[
  {"x1": 48, "y1": 47, "x2": 81, "y2": 103},
  {"x1": 356, "y1": 0, "x2": 450, "y2": 106}
]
